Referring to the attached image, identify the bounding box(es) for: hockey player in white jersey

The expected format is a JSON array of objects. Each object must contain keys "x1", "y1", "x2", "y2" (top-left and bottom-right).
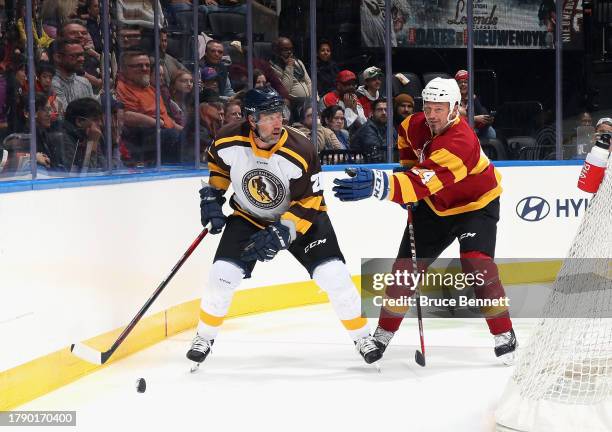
[{"x1": 186, "y1": 87, "x2": 382, "y2": 367}]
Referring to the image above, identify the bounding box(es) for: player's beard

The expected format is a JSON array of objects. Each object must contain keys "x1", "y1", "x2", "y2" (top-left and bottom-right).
[{"x1": 258, "y1": 128, "x2": 282, "y2": 146}]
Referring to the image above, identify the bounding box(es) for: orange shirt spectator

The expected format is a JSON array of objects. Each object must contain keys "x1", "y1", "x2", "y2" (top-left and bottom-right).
[{"x1": 116, "y1": 77, "x2": 176, "y2": 129}]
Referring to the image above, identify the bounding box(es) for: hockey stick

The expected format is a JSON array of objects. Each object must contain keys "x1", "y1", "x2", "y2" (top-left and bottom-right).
[
  {"x1": 71, "y1": 228, "x2": 209, "y2": 365},
  {"x1": 407, "y1": 205, "x2": 426, "y2": 367}
]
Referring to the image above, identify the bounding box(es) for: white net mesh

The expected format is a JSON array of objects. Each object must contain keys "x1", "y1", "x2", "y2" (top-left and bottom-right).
[{"x1": 497, "y1": 158, "x2": 612, "y2": 430}]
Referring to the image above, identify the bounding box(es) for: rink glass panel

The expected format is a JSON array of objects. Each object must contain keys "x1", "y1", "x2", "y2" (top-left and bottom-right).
[{"x1": 0, "y1": 0, "x2": 602, "y2": 185}]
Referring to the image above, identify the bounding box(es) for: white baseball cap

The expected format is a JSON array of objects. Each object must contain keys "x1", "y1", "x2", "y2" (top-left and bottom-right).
[{"x1": 596, "y1": 117, "x2": 612, "y2": 127}]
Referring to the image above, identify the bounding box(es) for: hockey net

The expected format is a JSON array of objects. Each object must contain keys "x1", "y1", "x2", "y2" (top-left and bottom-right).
[{"x1": 496, "y1": 159, "x2": 612, "y2": 432}]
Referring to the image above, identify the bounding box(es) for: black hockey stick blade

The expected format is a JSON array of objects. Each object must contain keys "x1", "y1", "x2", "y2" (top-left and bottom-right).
[{"x1": 415, "y1": 350, "x2": 426, "y2": 367}]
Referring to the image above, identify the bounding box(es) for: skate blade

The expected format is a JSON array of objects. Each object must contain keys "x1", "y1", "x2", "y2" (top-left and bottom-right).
[
  {"x1": 498, "y1": 351, "x2": 517, "y2": 366},
  {"x1": 372, "y1": 362, "x2": 381, "y2": 373},
  {"x1": 189, "y1": 362, "x2": 201, "y2": 373}
]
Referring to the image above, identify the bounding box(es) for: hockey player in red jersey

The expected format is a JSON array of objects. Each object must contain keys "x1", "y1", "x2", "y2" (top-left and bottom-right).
[
  {"x1": 333, "y1": 78, "x2": 518, "y2": 365},
  {"x1": 186, "y1": 87, "x2": 382, "y2": 369}
]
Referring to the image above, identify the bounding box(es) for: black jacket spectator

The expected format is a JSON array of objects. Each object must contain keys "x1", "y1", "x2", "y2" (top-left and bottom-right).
[
  {"x1": 350, "y1": 99, "x2": 397, "y2": 162},
  {"x1": 316, "y1": 39, "x2": 340, "y2": 96},
  {"x1": 46, "y1": 98, "x2": 106, "y2": 172}
]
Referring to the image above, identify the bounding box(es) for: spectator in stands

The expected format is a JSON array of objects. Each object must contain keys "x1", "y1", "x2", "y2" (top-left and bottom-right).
[
  {"x1": 351, "y1": 98, "x2": 396, "y2": 162},
  {"x1": 356, "y1": 66, "x2": 383, "y2": 118},
  {"x1": 3, "y1": 54, "x2": 28, "y2": 133},
  {"x1": 455, "y1": 69, "x2": 496, "y2": 140},
  {"x1": 15, "y1": 0, "x2": 53, "y2": 58},
  {"x1": 35, "y1": 62, "x2": 60, "y2": 123},
  {"x1": 321, "y1": 105, "x2": 350, "y2": 150},
  {"x1": 578, "y1": 111, "x2": 593, "y2": 128},
  {"x1": 269, "y1": 36, "x2": 312, "y2": 113},
  {"x1": 150, "y1": 61, "x2": 180, "y2": 127},
  {"x1": 46, "y1": 97, "x2": 106, "y2": 172},
  {"x1": 160, "y1": 28, "x2": 186, "y2": 87},
  {"x1": 169, "y1": 70, "x2": 194, "y2": 127},
  {"x1": 31, "y1": 92, "x2": 61, "y2": 169},
  {"x1": 321, "y1": 70, "x2": 367, "y2": 132},
  {"x1": 200, "y1": 40, "x2": 235, "y2": 100},
  {"x1": 116, "y1": 51, "x2": 182, "y2": 165},
  {"x1": 316, "y1": 39, "x2": 340, "y2": 96},
  {"x1": 201, "y1": 66, "x2": 220, "y2": 93},
  {"x1": 596, "y1": 117, "x2": 612, "y2": 135},
  {"x1": 225, "y1": 42, "x2": 289, "y2": 99},
  {"x1": 393, "y1": 93, "x2": 414, "y2": 129},
  {"x1": 224, "y1": 100, "x2": 243, "y2": 125},
  {"x1": 183, "y1": 89, "x2": 224, "y2": 162},
  {"x1": 40, "y1": 0, "x2": 78, "y2": 38},
  {"x1": 85, "y1": 0, "x2": 102, "y2": 54},
  {"x1": 254, "y1": 69, "x2": 268, "y2": 88},
  {"x1": 51, "y1": 38, "x2": 95, "y2": 116},
  {"x1": 58, "y1": 20, "x2": 102, "y2": 93},
  {"x1": 292, "y1": 101, "x2": 343, "y2": 151}
]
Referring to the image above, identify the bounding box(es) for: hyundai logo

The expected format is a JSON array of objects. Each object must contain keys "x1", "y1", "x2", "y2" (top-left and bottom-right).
[{"x1": 516, "y1": 196, "x2": 550, "y2": 222}]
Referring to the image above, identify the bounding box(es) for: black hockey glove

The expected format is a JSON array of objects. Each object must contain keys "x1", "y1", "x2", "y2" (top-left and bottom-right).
[
  {"x1": 200, "y1": 184, "x2": 226, "y2": 234},
  {"x1": 240, "y1": 222, "x2": 291, "y2": 262}
]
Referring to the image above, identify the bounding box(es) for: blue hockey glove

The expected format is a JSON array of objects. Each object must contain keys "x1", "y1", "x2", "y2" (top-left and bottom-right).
[
  {"x1": 200, "y1": 183, "x2": 226, "y2": 234},
  {"x1": 241, "y1": 222, "x2": 292, "y2": 262},
  {"x1": 332, "y1": 167, "x2": 389, "y2": 201},
  {"x1": 392, "y1": 165, "x2": 410, "y2": 209}
]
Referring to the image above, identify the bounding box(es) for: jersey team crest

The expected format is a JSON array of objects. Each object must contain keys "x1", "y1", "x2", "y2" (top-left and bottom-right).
[{"x1": 242, "y1": 169, "x2": 286, "y2": 209}]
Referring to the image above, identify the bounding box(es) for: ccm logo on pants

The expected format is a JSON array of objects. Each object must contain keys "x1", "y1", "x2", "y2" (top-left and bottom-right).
[{"x1": 305, "y1": 239, "x2": 327, "y2": 253}]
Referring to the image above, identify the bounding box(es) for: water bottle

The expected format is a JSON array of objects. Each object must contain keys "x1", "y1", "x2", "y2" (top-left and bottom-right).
[{"x1": 577, "y1": 133, "x2": 611, "y2": 193}]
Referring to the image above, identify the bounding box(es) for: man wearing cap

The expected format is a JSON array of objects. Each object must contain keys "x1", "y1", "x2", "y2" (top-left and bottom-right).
[
  {"x1": 200, "y1": 40, "x2": 235, "y2": 100},
  {"x1": 321, "y1": 70, "x2": 368, "y2": 131},
  {"x1": 201, "y1": 67, "x2": 220, "y2": 93},
  {"x1": 455, "y1": 69, "x2": 496, "y2": 140},
  {"x1": 393, "y1": 93, "x2": 414, "y2": 130},
  {"x1": 183, "y1": 89, "x2": 224, "y2": 162},
  {"x1": 356, "y1": 66, "x2": 384, "y2": 118}
]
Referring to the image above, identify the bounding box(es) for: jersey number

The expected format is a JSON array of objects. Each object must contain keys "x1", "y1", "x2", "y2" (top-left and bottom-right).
[
  {"x1": 410, "y1": 168, "x2": 435, "y2": 185},
  {"x1": 311, "y1": 173, "x2": 323, "y2": 193}
]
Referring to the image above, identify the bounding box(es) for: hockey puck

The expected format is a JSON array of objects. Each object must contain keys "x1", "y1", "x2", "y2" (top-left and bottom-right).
[{"x1": 135, "y1": 378, "x2": 146, "y2": 393}]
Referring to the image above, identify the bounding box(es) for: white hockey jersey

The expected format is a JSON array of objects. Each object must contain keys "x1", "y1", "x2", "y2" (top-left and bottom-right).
[{"x1": 207, "y1": 121, "x2": 327, "y2": 238}]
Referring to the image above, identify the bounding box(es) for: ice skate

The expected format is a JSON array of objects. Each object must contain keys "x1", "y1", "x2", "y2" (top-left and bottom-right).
[
  {"x1": 372, "y1": 325, "x2": 395, "y2": 354},
  {"x1": 355, "y1": 335, "x2": 383, "y2": 368},
  {"x1": 187, "y1": 334, "x2": 214, "y2": 372},
  {"x1": 494, "y1": 328, "x2": 518, "y2": 365}
]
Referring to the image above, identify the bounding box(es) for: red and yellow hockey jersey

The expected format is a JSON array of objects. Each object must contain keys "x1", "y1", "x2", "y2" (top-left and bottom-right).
[{"x1": 390, "y1": 112, "x2": 502, "y2": 216}]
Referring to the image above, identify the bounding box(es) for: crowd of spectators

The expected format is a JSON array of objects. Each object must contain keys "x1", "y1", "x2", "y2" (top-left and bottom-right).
[{"x1": 2, "y1": 0, "x2": 600, "y2": 178}]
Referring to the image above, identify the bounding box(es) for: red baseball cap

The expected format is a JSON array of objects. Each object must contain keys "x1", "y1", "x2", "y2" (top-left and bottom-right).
[
  {"x1": 337, "y1": 70, "x2": 357, "y2": 83},
  {"x1": 455, "y1": 69, "x2": 468, "y2": 81}
]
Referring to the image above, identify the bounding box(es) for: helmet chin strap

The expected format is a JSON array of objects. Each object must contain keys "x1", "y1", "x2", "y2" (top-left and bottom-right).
[{"x1": 438, "y1": 103, "x2": 459, "y2": 133}]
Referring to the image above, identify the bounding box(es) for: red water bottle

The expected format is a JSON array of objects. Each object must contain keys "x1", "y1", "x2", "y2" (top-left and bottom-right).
[{"x1": 578, "y1": 133, "x2": 611, "y2": 193}]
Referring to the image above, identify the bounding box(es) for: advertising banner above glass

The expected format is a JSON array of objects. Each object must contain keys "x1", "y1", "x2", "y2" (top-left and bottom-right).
[{"x1": 361, "y1": 0, "x2": 583, "y2": 50}]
